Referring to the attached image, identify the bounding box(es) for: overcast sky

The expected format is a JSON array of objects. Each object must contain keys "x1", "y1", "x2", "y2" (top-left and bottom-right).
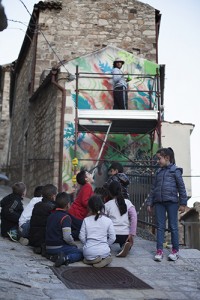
[
  {"x1": 140, "y1": 0, "x2": 200, "y2": 207},
  {"x1": 1, "y1": 0, "x2": 200, "y2": 206}
]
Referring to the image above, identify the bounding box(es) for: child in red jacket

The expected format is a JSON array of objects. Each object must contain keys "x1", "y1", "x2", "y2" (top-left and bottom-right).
[{"x1": 68, "y1": 170, "x2": 94, "y2": 239}]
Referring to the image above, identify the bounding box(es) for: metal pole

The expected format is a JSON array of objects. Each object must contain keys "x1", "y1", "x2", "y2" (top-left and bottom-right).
[
  {"x1": 73, "y1": 65, "x2": 79, "y2": 192},
  {"x1": 74, "y1": 65, "x2": 79, "y2": 160},
  {"x1": 91, "y1": 123, "x2": 112, "y2": 177},
  {"x1": 156, "y1": 67, "x2": 162, "y2": 148}
]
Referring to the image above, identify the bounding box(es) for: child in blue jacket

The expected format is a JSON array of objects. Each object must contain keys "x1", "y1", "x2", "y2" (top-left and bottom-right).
[{"x1": 147, "y1": 147, "x2": 188, "y2": 262}]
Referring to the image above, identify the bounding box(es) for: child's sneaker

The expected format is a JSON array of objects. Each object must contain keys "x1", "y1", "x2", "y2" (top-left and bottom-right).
[
  {"x1": 55, "y1": 252, "x2": 69, "y2": 268},
  {"x1": 7, "y1": 230, "x2": 18, "y2": 242},
  {"x1": 19, "y1": 237, "x2": 29, "y2": 246},
  {"x1": 33, "y1": 247, "x2": 42, "y2": 254},
  {"x1": 83, "y1": 256, "x2": 102, "y2": 265},
  {"x1": 93, "y1": 255, "x2": 112, "y2": 268},
  {"x1": 154, "y1": 249, "x2": 163, "y2": 262},
  {"x1": 41, "y1": 243, "x2": 46, "y2": 257},
  {"x1": 46, "y1": 254, "x2": 59, "y2": 262},
  {"x1": 168, "y1": 249, "x2": 179, "y2": 261},
  {"x1": 116, "y1": 242, "x2": 132, "y2": 257}
]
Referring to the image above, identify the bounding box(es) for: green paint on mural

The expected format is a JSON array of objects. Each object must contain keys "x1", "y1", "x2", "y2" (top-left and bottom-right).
[
  {"x1": 74, "y1": 57, "x2": 93, "y2": 72},
  {"x1": 117, "y1": 51, "x2": 136, "y2": 64},
  {"x1": 144, "y1": 60, "x2": 158, "y2": 75}
]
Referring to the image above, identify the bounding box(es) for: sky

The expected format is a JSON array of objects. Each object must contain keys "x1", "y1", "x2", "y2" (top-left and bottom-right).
[{"x1": 0, "y1": 0, "x2": 200, "y2": 207}]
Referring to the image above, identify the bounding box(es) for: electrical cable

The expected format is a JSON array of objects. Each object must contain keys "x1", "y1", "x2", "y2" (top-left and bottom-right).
[{"x1": 18, "y1": 0, "x2": 71, "y2": 74}]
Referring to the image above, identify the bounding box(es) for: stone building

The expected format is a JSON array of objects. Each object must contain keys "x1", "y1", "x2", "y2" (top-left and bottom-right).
[
  {"x1": 2, "y1": 0, "x2": 162, "y2": 196},
  {"x1": 0, "y1": 65, "x2": 11, "y2": 170}
]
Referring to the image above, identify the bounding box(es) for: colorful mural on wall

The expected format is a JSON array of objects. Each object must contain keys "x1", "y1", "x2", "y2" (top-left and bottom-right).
[{"x1": 61, "y1": 46, "x2": 159, "y2": 191}]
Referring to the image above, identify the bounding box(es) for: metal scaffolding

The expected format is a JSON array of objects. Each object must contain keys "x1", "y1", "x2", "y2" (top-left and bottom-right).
[{"x1": 74, "y1": 65, "x2": 162, "y2": 172}]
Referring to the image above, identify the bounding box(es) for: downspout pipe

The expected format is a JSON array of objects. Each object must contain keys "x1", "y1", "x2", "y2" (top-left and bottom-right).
[
  {"x1": 155, "y1": 10, "x2": 161, "y2": 64},
  {"x1": 51, "y1": 68, "x2": 66, "y2": 192}
]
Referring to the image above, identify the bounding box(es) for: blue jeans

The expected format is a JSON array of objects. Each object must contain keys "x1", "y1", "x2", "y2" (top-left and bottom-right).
[
  {"x1": 68, "y1": 213, "x2": 83, "y2": 240},
  {"x1": 154, "y1": 202, "x2": 179, "y2": 251},
  {"x1": 19, "y1": 221, "x2": 30, "y2": 238},
  {"x1": 46, "y1": 244, "x2": 83, "y2": 263}
]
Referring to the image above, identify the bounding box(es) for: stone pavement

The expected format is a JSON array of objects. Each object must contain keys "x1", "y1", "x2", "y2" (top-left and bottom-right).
[
  {"x1": 0, "y1": 185, "x2": 200, "y2": 300},
  {"x1": 0, "y1": 235, "x2": 200, "y2": 300}
]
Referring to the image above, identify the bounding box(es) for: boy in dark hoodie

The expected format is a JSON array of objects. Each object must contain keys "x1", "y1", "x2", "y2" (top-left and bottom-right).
[
  {"x1": 104, "y1": 162, "x2": 130, "y2": 199},
  {"x1": 29, "y1": 184, "x2": 57, "y2": 254},
  {"x1": 0, "y1": 182, "x2": 26, "y2": 241}
]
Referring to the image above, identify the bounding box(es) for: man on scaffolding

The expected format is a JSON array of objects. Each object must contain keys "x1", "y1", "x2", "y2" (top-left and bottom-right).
[{"x1": 112, "y1": 57, "x2": 131, "y2": 110}]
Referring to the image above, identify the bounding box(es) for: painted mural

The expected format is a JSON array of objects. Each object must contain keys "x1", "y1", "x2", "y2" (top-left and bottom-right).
[{"x1": 61, "y1": 46, "x2": 159, "y2": 192}]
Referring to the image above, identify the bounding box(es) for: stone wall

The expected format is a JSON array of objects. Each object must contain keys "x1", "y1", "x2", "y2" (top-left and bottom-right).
[
  {"x1": 24, "y1": 77, "x2": 63, "y2": 196},
  {"x1": 0, "y1": 66, "x2": 11, "y2": 170},
  {"x1": 34, "y1": 0, "x2": 157, "y2": 89},
  {"x1": 8, "y1": 42, "x2": 36, "y2": 183}
]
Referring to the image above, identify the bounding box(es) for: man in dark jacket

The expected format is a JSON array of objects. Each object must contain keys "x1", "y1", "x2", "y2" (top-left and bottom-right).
[
  {"x1": 29, "y1": 184, "x2": 57, "y2": 254},
  {"x1": 0, "y1": 182, "x2": 26, "y2": 241}
]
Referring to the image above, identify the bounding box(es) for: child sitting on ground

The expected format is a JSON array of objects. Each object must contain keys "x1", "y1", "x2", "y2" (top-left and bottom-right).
[
  {"x1": 18, "y1": 185, "x2": 44, "y2": 245},
  {"x1": 79, "y1": 194, "x2": 116, "y2": 268},
  {"x1": 29, "y1": 184, "x2": 57, "y2": 254},
  {"x1": 1, "y1": 182, "x2": 26, "y2": 241},
  {"x1": 104, "y1": 162, "x2": 130, "y2": 199},
  {"x1": 68, "y1": 170, "x2": 94, "y2": 239},
  {"x1": 105, "y1": 181, "x2": 137, "y2": 257},
  {"x1": 46, "y1": 192, "x2": 83, "y2": 267}
]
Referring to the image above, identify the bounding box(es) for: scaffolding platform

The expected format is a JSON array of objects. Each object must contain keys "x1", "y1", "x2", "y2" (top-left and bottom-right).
[{"x1": 77, "y1": 109, "x2": 159, "y2": 134}]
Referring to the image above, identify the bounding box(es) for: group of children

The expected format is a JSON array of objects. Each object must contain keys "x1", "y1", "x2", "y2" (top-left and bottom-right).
[
  {"x1": 0, "y1": 162, "x2": 137, "y2": 268},
  {"x1": 0, "y1": 148, "x2": 188, "y2": 266}
]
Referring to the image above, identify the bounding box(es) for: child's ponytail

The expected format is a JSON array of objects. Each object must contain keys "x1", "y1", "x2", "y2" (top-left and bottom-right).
[
  {"x1": 95, "y1": 210, "x2": 101, "y2": 221},
  {"x1": 108, "y1": 181, "x2": 127, "y2": 216},
  {"x1": 88, "y1": 195, "x2": 105, "y2": 221},
  {"x1": 116, "y1": 193, "x2": 127, "y2": 216}
]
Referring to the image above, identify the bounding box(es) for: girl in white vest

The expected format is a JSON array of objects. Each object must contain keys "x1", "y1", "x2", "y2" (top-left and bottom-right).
[{"x1": 79, "y1": 194, "x2": 116, "y2": 268}]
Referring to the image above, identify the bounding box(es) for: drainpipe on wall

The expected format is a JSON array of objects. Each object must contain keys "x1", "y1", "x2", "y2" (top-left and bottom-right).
[
  {"x1": 155, "y1": 10, "x2": 161, "y2": 64},
  {"x1": 30, "y1": 27, "x2": 38, "y2": 95},
  {"x1": 156, "y1": 67, "x2": 162, "y2": 148},
  {"x1": 51, "y1": 68, "x2": 66, "y2": 192}
]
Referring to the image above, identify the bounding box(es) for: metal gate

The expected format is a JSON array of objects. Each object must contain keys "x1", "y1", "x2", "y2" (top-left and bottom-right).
[{"x1": 126, "y1": 165, "x2": 157, "y2": 232}]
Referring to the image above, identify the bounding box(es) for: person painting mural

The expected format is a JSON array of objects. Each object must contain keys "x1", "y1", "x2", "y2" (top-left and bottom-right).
[{"x1": 112, "y1": 58, "x2": 131, "y2": 110}]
